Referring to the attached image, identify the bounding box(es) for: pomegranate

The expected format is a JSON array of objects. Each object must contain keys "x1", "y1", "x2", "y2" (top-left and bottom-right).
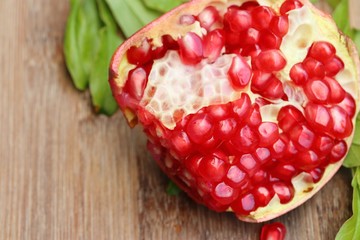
[
  {"x1": 109, "y1": 0, "x2": 360, "y2": 222},
  {"x1": 260, "y1": 222, "x2": 286, "y2": 240}
]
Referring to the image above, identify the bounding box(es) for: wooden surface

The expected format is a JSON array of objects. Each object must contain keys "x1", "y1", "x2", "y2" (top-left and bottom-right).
[{"x1": 0, "y1": 0, "x2": 354, "y2": 239}]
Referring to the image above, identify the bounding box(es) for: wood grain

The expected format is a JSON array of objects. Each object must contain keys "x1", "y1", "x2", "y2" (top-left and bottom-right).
[{"x1": 0, "y1": 0, "x2": 354, "y2": 239}]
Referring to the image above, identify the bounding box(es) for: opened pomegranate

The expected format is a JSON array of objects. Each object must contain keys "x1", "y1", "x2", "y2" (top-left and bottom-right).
[{"x1": 109, "y1": 0, "x2": 360, "y2": 222}]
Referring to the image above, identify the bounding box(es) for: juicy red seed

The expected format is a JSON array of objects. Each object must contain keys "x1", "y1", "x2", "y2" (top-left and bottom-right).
[
  {"x1": 302, "y1": 58, "x2": 325, "y2": 79},
  {"x1": 197, "y1": 6, "x2": 220, "y2": 30},
  {"x1": 313, "y1": 135, "x2": 334, "y2": 156},
  {"x1": 238, "y1": 153, "x2": 258, "y2": 172},
  {"x1": 253, "y1": 186, "x2": 274, "y2": 207},
  {"x1": 260, "y1": 222, "x2": 287, "y2": 240},
  {"x1": 232, "y1": 93, "x2": 251, "y2": 120},
  {"x1": 200, "y1": 136, "x2": 219, "y2": 152},
  {"x1": 304, "y1": 103, "x2": 332, "y2": 132},
  {"x1": 224, "y1": 9, "x2": 252, "y2": 32},
  {"x1": 242, "y1": 28, "x2": 260, "y2": 45},
  {"x1": 262, "y1": 76, "x2": 285, "y2": 100},
  {"x1": 253, "y1": 169, "x2": 268, "y2": 183},
  {"x1": 286, "y1": 140, "x2": 298, "y2": 156},
  {"x1": 207, "y1": 104, "x2": 230, "y2": 120},
  {"x1": 255, "y1": 147, "x2": 271, "y2": 164},
  {"x1": 203, "y1": 29, "x2": 225, "y2": 63},
  {"x1": 278, "y1": 106, "x2": 305, "y2": 132},
  {"x1": 231, "y1": 193, "x2": 256, "y2": 214},
  {"x1": 186, "y1": 113, "x2": 213, "y2": 144},
  {"x1": 322, "y1": 76, "x2": 346, "y2": 103},
  {"x1": 179, "y1": 14, "x2": 196, "y2": 25},
  {"x1": 295, "y1": 150, "x2": 321, "y2": 171},
  {"x1": 339, "y1": 93, "x2": 356, "y2": 118},
  {"x1": 126, "y1": 39, "x2": 152, "y2": 65},
  {"x1": 258, "y1": 30, "x2": 282, "y2": 50},
  {"x1": 272, "y1": 164, "x2": 297, "y2": 181},
  {"x1": 270, "y1": 15, "x2": 289, "y2": 37},
  {"x1": 329, "y1": 106, "x2": 353, "y2": 139},
  {"x1": 215, "y1": 118, "x2": 238, "y2": 140},
  {"x1": 206, "y1": 197, "x2": 229, "y2": 212},
  {"x1": 198, "y1": 154, "x2": 227, "y2": 182},
  {"x1": 246, "y1": 104, "x2": 262, "y2": 127},
  {"x1": 126, "y1": 67, "x2": 147, "y2": 100},
  {"x1": 258, "y1": 122, "x2": 280, "y2": 146},
  {"x1": 211, "y1": 182, "x2": 239, "y2": 205},
  {"x1": 224, "y1": 31, "x2": 241, "y2": 51},
  {"x1": 178, "y1": 32, "x2": 203, "y2": 65},
  {"x1": 226, "y1": 165, "x2": 247, "y2": 187},
  {"x1": 324, "y1": 56, "x2": 344, "y2": 77},
  {"x1": 304, "y1": 79, "x2": 330, "y2": 103},
  {"x1": 185, "y1": 155, "x2": 202, "y2": 174},
  {"x1": 309, "y1": 168, "x2": 325, "y2": 183},
  {"x1": 241, "y1": 44, "x2": 261, "y2": 58},
  {"x1": 272, "y1": 182, "x2": 294, "y2": 204},
  {"x1": 239, "y1": 1, "x2": 260, "y2": 10},
  {"x1": 232, "y1": 125, "x2": 259, "y2": 152},
  {"x1": 289, "y1": 124, "x2": 315, "y2": 150},
  {"x1": 254, "y1": 50, "x2": 287, "y2": 72},
  {"x1": 228, "y1": 55, "x2": 252, "y2": 89},
  {"x1": 329, "y1": 140, "x2": 347, "y2": 163},
  {"x1": 171, "y1": 131, "x2": 193, "y2": 157},
  {"x1": 280, "y1": 0, "x2": 303, "y2": 15},
  {"x1": 308, "y1": 41, "x2": 336, "y2": 63},
  {"x1": 251, "y1": 6, "x2": 274, "y2": 30},
  {"x1": 290, "y1": 62, "x2": 308, "y2": 85},
  {"x1": 162, "y1": 35, "x2": 178, "y2": 50},
  {"x1": 270, "y1": 135, "x2": 289, "y2": 159},
  {"x1": 251, "y1": 71, "x2": 272, "y2": 92}
]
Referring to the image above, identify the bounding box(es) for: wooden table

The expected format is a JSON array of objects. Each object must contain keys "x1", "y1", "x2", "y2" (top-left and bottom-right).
[{"x1": 0, "y1": 0, "x2": 354, "y2": 239}]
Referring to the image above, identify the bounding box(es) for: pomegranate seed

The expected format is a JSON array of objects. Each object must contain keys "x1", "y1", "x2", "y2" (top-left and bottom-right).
[
  {"x1": 262, "y1": 76, "x2": 285, "y2": 99},
  {"x1": 308, "y1": 41, "x2": 336, "y2": 63},
  {"x1": 178, "y1": 32, "x2": 203, "y2": 65},
  {"x1": 226, "y1": 165, "x2": 247, "y2": 188},
  {"x1": 224, "y1": 9, "x2": 252, "y2": 32},
  {"x1": 224, "y1": 31, "x2": 242, "y2": 52},
  {"x1": 232, "y1": 93, "x2": 251, "y2": 120},
  {"x1": 253, "y1": 186, "x2": 274, "y2": 207},
  {"x1": 270, "y1": 15, "x2": 289, "y2": 37},
  {"x1": 304, "y1": 79, "x2": 330, "y2": 103},
  {"x1": 126, "y1": 67, "x2": 147, "y2": 100},
  {"x1": 271, "y1": 164, "x2": 297, "y2": 181},
  {"x1": 258, "y1": 122, "x2": 280, "y2": 146},
  {"x1": 303, "y1": 57, "x2": 325, "y2": 79},
  {"x1": 322, "y1": 76, "x2": 346, "y2": 103},
  {"x1": 207, "y1": 197, "x2": 229, "y2": 212},
  {"x1": 228, "y1": 55, "x2": 252, "y2": 89},
  {"x1": 241, "y1": 44, "x2": 261, "y2": 57},
  {"x1": 231, "y1": 193, "x2": 256, "y2": 214},
  {"x1": 285, "y1": 140, "x2": 298, "y2": 157},
  {"x1": 288, "y1": 124, "x2": 315, "y2": 150},
  {"x1": 295, "y1": 150, "x2": 321, "y2": 171},
  {"x1": 324, "y1": 56, "x2": 344, "y2": 76},
  {"x1": 232, "y1": 125, "x2": 259, "y2": 152},
  {"x1": 270, "y1": 135, "x2": 289, "y2": 159},
  {"x1": 313, "y1": 134, "x2": 334, "y2": 156},
  {"x1": 280, "y1": 0, "x2": 303, "y2": 15},
  {"x1": 198, "y1": 153, "x2": 227, "y2": 182},
  {"x1": 308, "y1": 168, "x2": 325, "y2": 183},
  {"x1": 203, "y1": 29, "x2": 225, "y2": 63},
  {"x1": 272, "y1": 182, "x2": 294, "y2": 204},
  {"x1": 197, "y1": 6, "x2": 220, "y2": 30},
  {"x1": 329, "y1": 106, "x2": 353, "y2": 139},
  {"x1": 185, "y1": 155, "x2": 202, "y2": 174},
  {"x1": 126, "y1": 39, "x2": 152, "y2": 65},
  {"x1": 215, "y1": 118, "x2": 238, "y2": 140},
  {"x1": 211, "y1": 182, "x2": 239, "y2": 205},
  {"x1": 259, "y1": 30, "x2": 282, "y2": 50},
  {"x1": 180, "y1": 14, "x2": 196, "y2": 25},
  {"x1": 246, "y1": 104, "x2": 262, "y2": 127},
  {"x1": 329, "y1": 140, "x2": 347, "y2": 163},
  {"x1": 251, "y1": 71, "x2": 272, "y2": 92},
  {"x1": 186, "y1": 112, "x2": 213, "y2": 144},
  {"x1": 255, "y1": 147, "x2": 271, "y2": 164},
  {"x1": 162, "y1": 35, "x2": 178, "y2": 50},
  {"x1": 253, "y1": 170, "x2": 269, "y2": 183},
  {"x1": 290, "y1": 63, "x2": 308, "y2": 85},
  {"x1": 254, "y1": 50, "x2": 287, "y2": 72},
  {"x1": 238, "y1": 153, "x2": 258, "y2": 172},
  {"x1": 339, "y1": 93, "x2": 356, "y2": 118},
  {"x1": 170, "y1": 130, "x2": 193, "y2": 157},
  {"x1": 239, "y1": 1, "x2": 260, "y2": 11},
  {"x1": 260, "y1": 222, "x2": 286, "y2": 240},
  {"x1": 242, "y1": 27, "x2": 260, "y2": 45},
  {"x1": 251, "y1": 6, "x2": 274, "y2": 30},
  {"x1": 278, "y1": 105, "x2": 305, "y2": 132},
  {"x1": 207, "y1": 103, "x2": 230, "y2": 120},
  {"x1": 304, "y1": 103, "x2": 332, "y2": 132},
  {"x1": 199, "y1": 136, "x2": 220, "y2": 153}
]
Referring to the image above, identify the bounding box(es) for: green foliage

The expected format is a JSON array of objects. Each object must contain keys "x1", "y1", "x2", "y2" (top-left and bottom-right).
[
  {"x1": 142, "y1": 0, "x2": 186, "y2": 13},
  {"x1": 166, "y1": 181, "x2": 182, "y2": 196}
]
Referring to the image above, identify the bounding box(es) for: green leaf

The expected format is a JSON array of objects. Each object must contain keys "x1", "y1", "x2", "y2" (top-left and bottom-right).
[
  {"x1": 344, "y1": 116, "x2": 360, "y2": 168},
  {"x1": 105, "y1": 0, "x2": 161, "y2": 38},
  {"x1": 97, "y1": 0, "x2": 118, "y2": 31},
  {"x1": 353, "y1": 30, "x2": 360, "y2": 53},
  {"x1": 166, "y1": 181, "x2": 182, "y2": 196},
  {"x1": 326, "y1": 0, "x2": 342, "y2": 9},
  {"x1": 89, "y1": 27, "x2": 123, "y2": 115},
  {"x1": 336, "y1": 168, "x2": 360, "y2": 240},
  {"x1": 333, "y1": 0, "x2": 349, "y2": 31},
  {"x1": 142, "y1": 0, "x2": 186, "y2": 13}
]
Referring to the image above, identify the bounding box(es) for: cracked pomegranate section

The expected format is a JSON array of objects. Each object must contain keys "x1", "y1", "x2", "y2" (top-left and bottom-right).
[{"x1": 110, "y1": 0, "x2": 360, "y2": 222}]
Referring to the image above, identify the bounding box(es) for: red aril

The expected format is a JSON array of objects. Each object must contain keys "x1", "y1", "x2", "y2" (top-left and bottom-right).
[
  {"x1": 109, "y1": 0, "x2": 360, "y2": 223},
  {"x1": 260, "y1": 222, "x2": 286, "y2": 240}
]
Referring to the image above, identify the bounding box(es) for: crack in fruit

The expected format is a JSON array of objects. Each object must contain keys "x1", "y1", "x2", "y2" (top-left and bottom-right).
[{"x1": 110, "y1": 0, "x2": 360, "y2": 222}]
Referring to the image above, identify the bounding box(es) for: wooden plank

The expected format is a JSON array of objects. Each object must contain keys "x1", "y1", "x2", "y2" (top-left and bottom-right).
[{"x1": 0, "y1": 0, "x2": 354, "y2": 239}]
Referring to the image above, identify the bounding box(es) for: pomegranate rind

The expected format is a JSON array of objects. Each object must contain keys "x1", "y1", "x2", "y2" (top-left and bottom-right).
[{"x1": 109, "y1": 0, "x2": 360, "y2": 222}]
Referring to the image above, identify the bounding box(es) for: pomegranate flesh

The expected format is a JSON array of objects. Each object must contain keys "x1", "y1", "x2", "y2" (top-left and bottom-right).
[{"x1": 109, "y1": 0, "x2": 360, "y2": 222}]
